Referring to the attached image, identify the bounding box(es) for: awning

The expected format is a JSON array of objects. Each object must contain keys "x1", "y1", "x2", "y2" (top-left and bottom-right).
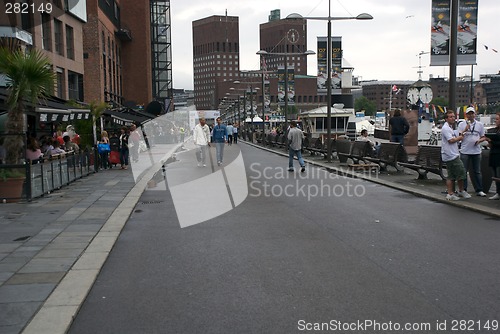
[
  {"x1": 104, "y1": 109, "x2": 152, "y2": 126},
  {"x1": 36, "y1": 107, "x2": 90, "y2": 123}
]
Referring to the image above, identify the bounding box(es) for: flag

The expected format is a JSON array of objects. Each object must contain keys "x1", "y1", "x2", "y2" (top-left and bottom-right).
[{"x1": 432, "y1": 104, "x2": 437, "y2": 118}]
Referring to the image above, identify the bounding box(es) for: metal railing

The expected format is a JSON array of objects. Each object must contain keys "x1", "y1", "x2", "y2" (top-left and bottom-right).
[{"x1": 0, "y1": 149, "x2": 98, "y2": 202}]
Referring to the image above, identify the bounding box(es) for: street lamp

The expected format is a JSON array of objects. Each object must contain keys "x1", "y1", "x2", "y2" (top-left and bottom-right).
[
  {"x1": 233, "y1": 80, "x2": 260, "y2": 142},
  {"x1": 287, "y1": 9, "x2": 372, "y2": 163},
  {"x1": 257, "y1": 49, "x2": 315, "y2": 132}
]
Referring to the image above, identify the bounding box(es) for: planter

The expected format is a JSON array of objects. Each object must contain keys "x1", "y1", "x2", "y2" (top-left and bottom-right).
[{"x1": 0, "y1": 177, "x2": 25, "y2": 203}]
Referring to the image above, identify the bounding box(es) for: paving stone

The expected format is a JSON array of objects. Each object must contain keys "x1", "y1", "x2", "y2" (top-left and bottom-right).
[
  {"x1": 0, "y1": 283, "x2": 55, "y2": 302},
  {"x1": 0, "y1": 302, "x2": 41, "y2": 333},
  {"x1": 6, "y1": 272, "x2": 65, "y2": 285}
]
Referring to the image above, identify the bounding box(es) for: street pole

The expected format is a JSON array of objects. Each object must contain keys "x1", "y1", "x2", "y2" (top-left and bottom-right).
[
  {"x1": 261, "y1": 58, "x2": 266, "y2": 145},
  {"x1": 449, "y1": 0, "x2": 458, "y2": 115},
  {"x1": 284, "y1": 54, "x2": 289, "y2": 132},
  {"x1": 250, "y1": 86, "x2": 254, "y2": 141},
  {"x1": 326, "y1": 0, "x2": 332, "y2": 163}
]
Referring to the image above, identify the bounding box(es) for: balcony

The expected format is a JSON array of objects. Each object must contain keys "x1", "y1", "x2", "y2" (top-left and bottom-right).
[{"x1": 115, "y1": 28, "x2": 132, "y2": 41}]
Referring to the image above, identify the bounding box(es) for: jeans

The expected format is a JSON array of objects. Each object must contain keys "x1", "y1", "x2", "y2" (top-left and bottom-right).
[
  {"x1": 492, "y1": 166, "x2": 500, "y2": 194},
  {"x1": 197, "y1": 145, "x2": 208, "y2": 164},
  {"x1": 390, "y1": 134, "x2": 405, "y2": 145},
  {"x1": 460, "y1": 153, "x2": 483, "y2": 192},
  {"x1": 233, "y1": 133, "x2": 238, "y2": 144},
  {"x1": 289, "y1": 148, "x2": 305, "y2": 169},
  {"x1": 120, "y1": 148, "x2": 129, "y2": 166},
  {"x1": 215, "y1": 142, "x2": 225, "y2": 163}
]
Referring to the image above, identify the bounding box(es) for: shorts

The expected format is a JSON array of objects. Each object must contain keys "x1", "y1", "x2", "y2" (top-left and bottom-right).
[{"x1": 446, "y1": 156, "x2": 466, "y2": 181}]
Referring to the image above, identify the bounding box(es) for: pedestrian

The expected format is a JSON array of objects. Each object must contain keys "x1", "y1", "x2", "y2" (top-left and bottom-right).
[
  {"x1": 287, "y1": 120, "x2": 306, "y2": 172},
  {"x1": 212, "y1": 117, "x2": 227, "y2": 166},
  {"x1": 179, "y1": 127, "x2": 185, "y2": 142},
  {"x1": 233, "y1": 123, "x2": 239, "y2": 144},
  {"x1": 458, "y1": 107, "x2": 487, "y2": 197},
  {"x1": 226, "y1": 123, "x2": 234, "y2": 145},
  {"x1": 485, "y1": 112, "x2": 500, "y2": 200},
  {"x1": 441, "y1": 110, "x2": 471, "y2": 201},
  {"x1": 119, "y1": 126, "x2": 130, "y2": 170},
  {"x1": 129, "y1": 124, "x2": 141, "y2": 162},
  {"x1": 389, "y1": 109, "x2": 410, "y2": 145},
  {"x1": 193, "y1": 118, "x2": 211, "y2": 167},
  {"x1": 357, "y1": 129, "x2": 380, "y2": 156},
  {"x1": 99, "y1": 130, "x2": 110, "y2": 170}
]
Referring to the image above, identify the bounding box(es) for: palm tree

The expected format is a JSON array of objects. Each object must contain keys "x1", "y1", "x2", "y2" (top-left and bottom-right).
[{"x1": 0, "y1": 45, "x2": 55, "y2": 165}]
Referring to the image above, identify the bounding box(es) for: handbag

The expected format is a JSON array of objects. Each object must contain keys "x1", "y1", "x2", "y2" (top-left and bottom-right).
[{"x1": 97, "y1": 143, "x2": 110, "y2": 154}]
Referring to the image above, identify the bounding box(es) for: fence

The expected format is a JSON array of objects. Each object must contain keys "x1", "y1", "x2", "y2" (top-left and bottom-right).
[{"x1": 0, "y1": 149, "x2": 98, "y2": 202}]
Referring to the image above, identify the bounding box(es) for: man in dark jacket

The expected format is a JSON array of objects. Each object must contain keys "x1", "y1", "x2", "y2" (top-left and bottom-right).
[{"x1": 389, "y1": 109, "x2": 410, "y2": 145}]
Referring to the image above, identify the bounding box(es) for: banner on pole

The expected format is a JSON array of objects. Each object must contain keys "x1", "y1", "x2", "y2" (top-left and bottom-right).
[{"x1": 430, "y1": 0, "x2": 478, "y2": 66}]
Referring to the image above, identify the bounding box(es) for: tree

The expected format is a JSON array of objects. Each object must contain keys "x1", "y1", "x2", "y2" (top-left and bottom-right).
[
  {"x1": 0, "y1": 45, "x2": 55, "y2": 165},
  {"x1": 354, "y1": 96, "x2": 377, "y2": 116}
]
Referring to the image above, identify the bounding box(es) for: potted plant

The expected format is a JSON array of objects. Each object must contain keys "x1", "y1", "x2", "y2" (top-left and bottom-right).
[{"x1": 0, "y1": 42, "x2": 55, "y2": 202}]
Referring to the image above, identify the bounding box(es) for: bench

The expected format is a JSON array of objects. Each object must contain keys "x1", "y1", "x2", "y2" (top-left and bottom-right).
[
  {"x1": 336, "y1": 139, "x2": 352, "y2": 163},
  {"x1": 276, "y1": 134, "x2": 287, "y2": 149},
  {"x1": 399, "y1": 145, "x2": 445, "y2": 180},
  {"x1": 303, "y1": 138, "x2": 324, "y2": 156},
  {"x1": 338, "y1": 140, "x2": 372, "y2": 164},
  {"x1": 364, "y1": 142, "x2": 408, "y2": 171}
]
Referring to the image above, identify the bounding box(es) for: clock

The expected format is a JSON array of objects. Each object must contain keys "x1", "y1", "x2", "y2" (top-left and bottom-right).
[
  {"x1": 407, "y1": 87, "x2": 420, "y2": 105},
  {"x1": 419, "y1": 86, "x2": 433, "y2": 103},
  {"x1": 287, "y1": 29, "x2": 299, "y2": 44}
]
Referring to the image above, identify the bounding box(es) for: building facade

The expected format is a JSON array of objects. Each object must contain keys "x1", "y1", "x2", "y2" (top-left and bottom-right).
[
  {"x1": 0, "y1": 0, "x2": 86, "y2": 102},
  {"x1": 474, "y1": 73, "x2": 500, "y2": 112},
  {"x1": 192, "y1": 15, "x2": 240, "y2": 110}
]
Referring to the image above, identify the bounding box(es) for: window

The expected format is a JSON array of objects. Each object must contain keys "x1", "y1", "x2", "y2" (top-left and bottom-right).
[
  {"x1": 56, "y1": 67, "x2": 64, "y2": 98},
  {"x1": 41, "y1": 13, "x2": 51, "y2": 51},
  {"x1": 54, "y1": 19, "x2": 63, "y2": 55},
  {"x1": 68, "y1": 71, "x2": 83, "y2": 101},
  {"x1": 66, "y1": 25, "x2": 74, "y2": 59}
]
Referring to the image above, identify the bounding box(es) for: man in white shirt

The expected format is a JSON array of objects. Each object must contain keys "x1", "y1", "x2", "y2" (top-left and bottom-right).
[
  {"x1": 193, "y1": 118, "x2": 211, "y2": 167},
  {"x1": 458, "y1": 107, "x2": 487, "y2": 196},
  {"x1": 441, "y1": 111, "x2": 471, "y2": 201}
]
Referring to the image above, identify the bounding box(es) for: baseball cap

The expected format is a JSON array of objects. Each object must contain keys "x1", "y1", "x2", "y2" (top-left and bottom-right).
[{"x1": 466, "y1": 107, "x2": 476, "y2": 114}]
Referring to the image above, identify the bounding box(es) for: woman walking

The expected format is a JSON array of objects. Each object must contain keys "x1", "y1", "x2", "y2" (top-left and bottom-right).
[{"x1": 119, "y1": 126, "x2": 130, "y2": 170}]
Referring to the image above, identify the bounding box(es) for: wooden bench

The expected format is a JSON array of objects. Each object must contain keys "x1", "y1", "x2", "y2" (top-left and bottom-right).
[
  {"x1": 336, "y1": 139, "x2": 352, "y2": 163},
  {"x1": 303, "y1": 138, "x2": 324, "y2": 156},
  {"x1": 399, "y1": 145, "x2": 445, "y2": 180},
  {"x1": 276, "y1": 134, "x2": 287, "y2": 149},
  {"x1": 364, "y1": 142, "x2": 408, "y2": 171},
  {"x1": 338, "y1": 140, "x2": 372, "y2": 164}
]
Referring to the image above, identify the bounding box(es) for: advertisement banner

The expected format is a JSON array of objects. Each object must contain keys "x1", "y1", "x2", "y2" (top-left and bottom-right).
[
  {"x1": 277, "y1": 67, "x2": 295, "y2": 106},
  {"x1": 317, "y1": 37, "x2": 342, "y2": 95},
  {"x1": 430, "y1": 0, "x2": 478, "y2": 66}
]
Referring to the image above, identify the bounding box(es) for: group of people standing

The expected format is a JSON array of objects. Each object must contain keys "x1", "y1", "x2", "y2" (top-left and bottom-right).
[
  {"x1": 441, "y1": 107, "x2": 500, "y2": 201},
  {"x1": 98, "y1": 124, "x2": 142, "y2": 170},
  {"x1": 192, "y1": 118, "x2": 239, "y2": 167}
]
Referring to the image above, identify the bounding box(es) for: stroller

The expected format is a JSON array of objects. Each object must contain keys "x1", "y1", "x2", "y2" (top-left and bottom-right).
[{"x1": 109, "y1": 136, "x2": 121, "y2": 167}]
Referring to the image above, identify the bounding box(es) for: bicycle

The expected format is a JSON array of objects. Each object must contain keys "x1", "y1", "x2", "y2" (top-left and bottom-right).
[{"x1": 426, "y1": 131, "x2": 439, "y2": 145}]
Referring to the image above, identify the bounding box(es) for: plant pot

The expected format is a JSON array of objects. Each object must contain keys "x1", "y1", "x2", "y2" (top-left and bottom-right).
[{"x1": 0, "y1": 177, "x2": 25, "y2": 203}]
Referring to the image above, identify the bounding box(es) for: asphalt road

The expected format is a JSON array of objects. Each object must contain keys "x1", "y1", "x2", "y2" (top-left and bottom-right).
[{"x1": 69, "y1": 143, "x2": 500, "y2": 334}]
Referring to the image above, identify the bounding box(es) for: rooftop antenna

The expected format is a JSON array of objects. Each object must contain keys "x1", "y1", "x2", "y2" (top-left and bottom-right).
[{"x1": 415, "y1": 51, "x2": 430, "y2": 80}]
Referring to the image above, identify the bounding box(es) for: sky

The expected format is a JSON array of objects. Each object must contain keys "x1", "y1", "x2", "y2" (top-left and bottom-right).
[{"x1": 170, "y1": 0, "x2": 499, "y2": 90}]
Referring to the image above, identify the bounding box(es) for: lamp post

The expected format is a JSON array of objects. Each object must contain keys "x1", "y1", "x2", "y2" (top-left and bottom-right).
[
  {"x1": 257, "y1": 49, "x2": 315, "y2": 132},
  {"x1": 287, "y1": 9, "x2": 372, "y2": 163},
  {"x1": 233, "y1": 80, "x2": 260, "y2": 142}
]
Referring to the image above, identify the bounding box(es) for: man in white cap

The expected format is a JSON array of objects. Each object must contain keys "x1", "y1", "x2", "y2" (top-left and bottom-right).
[{"x1": 457, "y1": 106, "x2": 487, "y2": 197}]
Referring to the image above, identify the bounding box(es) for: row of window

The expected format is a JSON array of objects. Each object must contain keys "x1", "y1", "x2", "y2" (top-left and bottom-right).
[
  {"x1": 41, "y1": 13, "x2": 75, "y2": 60},
  {"x1": 101, "y1": 29, "x2": 122, "y2": 102},
  {"x1": 194, "y1": 41, "x2": 239, "y2": 55}
]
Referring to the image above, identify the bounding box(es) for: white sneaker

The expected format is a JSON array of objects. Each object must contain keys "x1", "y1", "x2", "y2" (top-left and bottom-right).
[
  {"x1": 477, "y1": 191, "x2": 487, "y2": 197},
  {"x1": 446, "y1": 194, "x2": 460, "y2": 201},
  {"x1": 489, "y1": 193, "x2": 500, "y2": 200},
  {"x1": 458, "y1": 191, "x2": 471, "y2": 199},
  {"x1": 203, "y1": 164, "x2": 206, "y2": 167},
  {"x1": 197, "y1": 162, "x2": 201, "y2": 167}
]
